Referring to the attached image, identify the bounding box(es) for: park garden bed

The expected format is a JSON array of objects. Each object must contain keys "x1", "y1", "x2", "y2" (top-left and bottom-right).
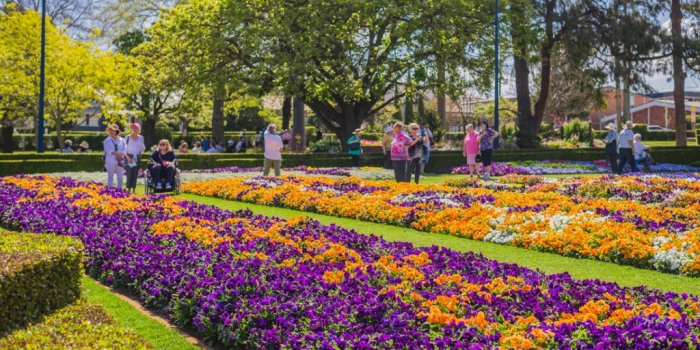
[
  {"x1": 182, "y1": 173, "x2": 700, "y2": 276},
  {"x1": 0, "y1": 175, "x2": 698, "y2": 348}
]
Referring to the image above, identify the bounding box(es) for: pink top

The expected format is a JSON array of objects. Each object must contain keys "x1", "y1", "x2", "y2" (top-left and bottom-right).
[
  {"x1": 464, "y1": 132, "x2": 479, "y2": 154},
  {"x1": 391, "y1": 132, "x2": 411, "y2": 161}
]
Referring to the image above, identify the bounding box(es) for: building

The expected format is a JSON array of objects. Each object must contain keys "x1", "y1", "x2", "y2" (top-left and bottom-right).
[
  {"x1": 599, "y1": 99, "x2": 699, "y2": 130},
  {"x1": 589, "y1": 87, "x2": 650, "y2": 129}
]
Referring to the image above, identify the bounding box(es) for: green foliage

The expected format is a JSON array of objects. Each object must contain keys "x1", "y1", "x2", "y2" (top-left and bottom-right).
[
  {"x1": 474, "y1": 99, "x2": 517, "y2": 124},
  {"x1": 309, "y1": 140, "x2": 341, "y2": 153},
  {"x1": 0, "y1": 299, "x2": 151, "y2": 349},
  {"x1": 0, "y1": 232, "x2": 83, "y2": 335},
  {"x1": 562, "y1": 119, "x2": 592, "y2": 143}
]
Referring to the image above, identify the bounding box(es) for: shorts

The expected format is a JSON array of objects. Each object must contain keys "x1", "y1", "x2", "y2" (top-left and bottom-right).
[
  {"x1": 481, "y1": 149, "x2": 493, "y2": 166},
  {"x1": 466, "y1": 153, "x2": 477, "y2": 165}
]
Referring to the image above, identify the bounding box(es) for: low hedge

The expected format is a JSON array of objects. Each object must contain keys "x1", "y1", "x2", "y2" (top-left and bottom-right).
[
  {"x1": 0, "y1": 299, "x2": 151, "y2": 349},
  {"x1": 0, "y1": 232, "x2": 83, "y2": 335},
  {"x1": 0, "y1": 147, "x2": 698, "y2": 176}
]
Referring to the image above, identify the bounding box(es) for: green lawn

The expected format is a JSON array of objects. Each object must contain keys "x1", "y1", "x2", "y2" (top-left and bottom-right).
[
  {"x1": 180, "y1": 193, "x2": 700, "y2": 296},
  {"x1": 82, "y1": 276, "x2": 198, "y2": 350}
]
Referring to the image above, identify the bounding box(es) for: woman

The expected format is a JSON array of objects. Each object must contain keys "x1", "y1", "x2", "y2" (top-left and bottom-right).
[
  {"x1": 62, "y1": 140, "x2": 74, "y2": 153},
  {"x1": 390, "y1": 122, "x2": 412, "y2": 183},
  {"x1": 79, "y1": 141, "x2": 90, "y2": 153},
  {"x1": 463, "y1": 124, "x2": 480, "y2": 176},
  {"x1": 150, "y1": 139, "x2": 176, "y2": 190},
  {"x1": 191, "y1": 141, "x2": 203, "y2": 154},
  {"x1": 347, "y1": 128, "x2": 363, "y2": 167},
  {"x1": 124, "y1": 123, "x2": 145, "y2": 193},
  {"x1": 603, "y1": 123, "x2": 618, "y2": 174},
  {"x1": 178, "y1": 141, "x2": 189, "y2": 154},
  {"x1": 407, "y1": 123, "x2": 425, "y2": 183},
  {"x1": 477, "y1": 121, "x2": 499, "y2": 180},
  {"x1": 103, "y1": 124, "x2": 126, "y2": 188}
]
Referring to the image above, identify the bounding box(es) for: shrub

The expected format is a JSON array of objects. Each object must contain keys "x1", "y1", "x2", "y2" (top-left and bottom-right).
[
  {"x1": 0, "y1": 299, "x2": 151, "y2": 349},
  {"x1": 0, "y1": 232, "x2": 83, "y2": 335},
  {"x1": 562, "y1": 119, "x2": 592, "y2": 143}
]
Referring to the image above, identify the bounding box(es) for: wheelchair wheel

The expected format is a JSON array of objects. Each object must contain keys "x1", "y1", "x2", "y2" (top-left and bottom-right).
[
  {"x1": 144, "y1": 173, "x2": 152, "y2": 194},
  {"x1": 173, "y1": 170, "x2": 181, "y2": 195}
]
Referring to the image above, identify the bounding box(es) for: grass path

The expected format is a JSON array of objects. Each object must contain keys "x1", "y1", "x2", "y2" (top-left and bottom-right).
[
  {"x1": 180, "y1": 193, "x2": 700, "y2": 296},
  {"x1": 82, "y1": 276, "x2": 201, "y2": 350}
]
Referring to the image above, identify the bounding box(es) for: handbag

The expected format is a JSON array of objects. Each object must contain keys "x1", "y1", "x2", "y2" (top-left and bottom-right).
[
  {"x1": 475, "y1": 153, "x2": 482, "y2": 163},
  {"x1": 348, "y1": 138, "x2": 361, "y2": 151}
]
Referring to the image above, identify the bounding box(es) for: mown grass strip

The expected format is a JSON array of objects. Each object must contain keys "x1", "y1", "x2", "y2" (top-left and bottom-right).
[
  {"x1": 81, "y1": 276, "x2": 200, "y2": 350},
  {"x1": 180, "y1": 193, "x2": 700, "y2": 296}
]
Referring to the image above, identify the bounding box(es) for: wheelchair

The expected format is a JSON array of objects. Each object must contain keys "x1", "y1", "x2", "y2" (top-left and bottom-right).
[{"x1": 144, "y1": 159, "x2": 181, "y2": 195}]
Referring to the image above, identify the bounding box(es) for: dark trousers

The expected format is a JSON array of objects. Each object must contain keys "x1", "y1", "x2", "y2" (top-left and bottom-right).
[
  {"x1": 617, "y1": 148, "x2": 638, "y2": 173},
  {"x1": 605, "y1": 153, "x2": 617, "y2": 174},
  {"x1": 350, "y1": 155, "x2": 360, "y2": 167},
  {"x1": 150, "y1": 165, "x2": 174, "y2": 185},
  {"x1": 392, "y1": 160, "x2": 409, "y2": 182},
  {"x1": 408, "y1": 158, "x2": 422, "y2": 184},
  {"x1": 383, "y1": 153, "x2": 392, "y2": 169}
]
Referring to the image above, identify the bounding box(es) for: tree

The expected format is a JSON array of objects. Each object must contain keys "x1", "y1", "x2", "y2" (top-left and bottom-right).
[
  {"x1": 254, "y1": 0, "x2": 494, "y2": 149},
  {"x1": 508, "y1": 0, "x2": 593, "y2": 148},
  {"x1": 544, "y1": 47, "x2": 606, "y2": 119}
]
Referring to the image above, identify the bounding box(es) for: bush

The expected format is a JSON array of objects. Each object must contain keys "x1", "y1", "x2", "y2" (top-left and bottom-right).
[
  {"x1": 0, "y1": 299, "x2": 151, "y2": 349},
  {"x1": 0, "y1": 232, "x2": 83, "y2": 335},
  {"x1": 562, "y1": 119, "x2": 592, "y2": 143}
]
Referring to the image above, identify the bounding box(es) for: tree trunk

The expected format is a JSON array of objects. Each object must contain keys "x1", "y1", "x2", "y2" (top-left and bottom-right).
[
  {"x1": 623, "y1": 66, "x2": 631, "y2": 121},
  {"x1": 142, "y1": 117, "x2": 157, "y2": 150},
  {"x1": 513, "y1": 54, "x2": 538, "y2": 147},
  {"x1": 292, "y1": 97, "x2": 305, "y2": 152},
  {"x1": 282, "y1": 96, "x2": 292, "y2": 130},
  {"x1": 1, "y1": 122, "x2": 13, "y2": 153},
  {"x1": 212, "y1": 83, "x2": 226, "y2": 145},
  {"x1": 56, "y1": 121, "x2": 64, "y2": 150},
  {"x1": 671, "y1": 0, "x2": 687, "y2": 147}
]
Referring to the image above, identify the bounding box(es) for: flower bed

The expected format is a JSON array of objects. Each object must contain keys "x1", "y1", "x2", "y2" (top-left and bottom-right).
[
  {"x1": 449, "y1": 160, "x2": 700, "y2": 176},
  {"x1": 0, "y1": 175, "x2": 699, "y2": 348},
  {"x1": 183, "y1": 174, "x2": 700, "y2": 275}
]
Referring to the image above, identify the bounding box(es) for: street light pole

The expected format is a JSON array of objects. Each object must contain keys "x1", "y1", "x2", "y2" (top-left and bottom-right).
[
  {"x1": 37, "y1": 0, "x2": 46, "y2": 153},
  {"x1": 493, "y1": 0, "x2": 500, "y2": 149}
]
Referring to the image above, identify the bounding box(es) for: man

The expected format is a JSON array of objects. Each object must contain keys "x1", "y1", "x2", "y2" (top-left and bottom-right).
[
  {"x1": 602, "y1": 123, "x2": 618, "y2": 174},
  {"x1": 263, "y1": 124, "x2": 284, "y2": 176},
  {"x1": 616, "y1": 120, "x2": 638, "y2": 174}
]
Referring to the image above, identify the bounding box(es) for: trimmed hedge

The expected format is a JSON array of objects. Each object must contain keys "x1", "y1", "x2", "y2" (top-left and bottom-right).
[
  {"x1": 0, "y1": 147, "x2": 698, "y2": 175},
  {"x1": 0, "y1": 299, "x2": 151, "y2": 349},
  {"x1": 0, "y1": 232, "x2": 83, "y2": 335}
]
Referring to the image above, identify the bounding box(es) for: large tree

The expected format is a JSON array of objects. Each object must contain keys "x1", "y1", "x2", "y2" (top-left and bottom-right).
[{"x1": 253, "y1": 0, "x2": 493, "y2": 148}]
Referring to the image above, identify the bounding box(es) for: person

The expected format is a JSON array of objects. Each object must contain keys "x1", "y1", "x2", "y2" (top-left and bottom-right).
[
  {"x1": 124, "y1": 123, "x2": 145, "y2": 193},
  {"x1": 226, "y1": 139, "x2": 237, "y2": 153},
  {"x1": 254, "y1": 131, "x2": 263, "y2": 149},
  {"x1": 79, "y1": 141, "x2": 90, "y2": 153},
  {"x1": 214, "y1": 139, "x2": 225, "y2": 152},
  {"x1": 407, "y1": 123, "x2": 426, "y2": 184},
  {"x1": 419, "y1": 123, "x2": 434, "y2": 174},
  {"x1": 390, "y1": 122, "x2": 412, "y2": 182},
  {"x1": 603, "y1": 122, "x2": 618, "y2": 174},
  {"x1": 633, "y1": 133, "x2": 653, "y2": 172},
  {"x1": 235, "y1": 136, "x2": 247, "y2": 153},
  {"x1": 150, "y1": 139, "x2": 176, "y2": 190},
  {"x1": 263, "y1": 124, "x2": 283, "y2": 176},
  {"x1": 191, "y1": 141, "x2": 203, "y2": 154},
  {"x1": 206, "y1": 140, "x2": 220, "y2": 153},
  {"x1": 617, "y1": 120, "x2": 638, "y2": 173},
  {"x1": 477, "y1": 121, "x2": 499, "y2": 181},
  {"x1": 62, "y1": 140, "x2": 74, "y2": 153},
  {"x1": 463, "y1": 124, "x2": 480, "y2": 176},
  {"x1": 103, "y1": 124, "x2": 126, "y2": 188},
  {"x1": 239, "y1": 129, "x2": 247, "y2": 138},
  {"x1": 178, "y1": 141, "x2": 189, "y2": 154},
  {"x1": 201, "y1": 137, "x2": 210, "y2": 152},
  {"x1": 347, "y1": 129, "x2": 363, "y2": 167},
  {"x1": 315, "y1": 128, "x2": 323, "y2": 142},
  {"x1": 381, "y1": 127, "x2": 393, "y2": 169},
  {"x1": 281, "y1": 129, "x2": 292, "y2": 151}
]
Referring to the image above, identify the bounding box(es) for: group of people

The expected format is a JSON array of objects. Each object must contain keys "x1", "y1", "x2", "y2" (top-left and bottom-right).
[
  {"x1": 61, "y1": 140, "x2": 90, "y2": 153},
  {"x1": 189, "y1": 134, "x2": 248, "y2": 154},
  {"x1": 462, "y1": 121, "x2": 500, "y2": 180},
  {"x1": 603, "y1": 120, "x2": 653, "y2": 173},
  {"x1": 103, "y1": 123, "x2": 176, "y2": 192}
]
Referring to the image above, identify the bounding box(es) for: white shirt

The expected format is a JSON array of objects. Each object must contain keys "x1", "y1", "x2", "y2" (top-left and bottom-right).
[
  {"x1": 633, "y1": 141, "x2": 649, "y2": 159},
  {"x1": 264, "y1": 132, "x2": 283, "y2": 160},
  {"x1": 103, "y1": 136, "x2": 126, "y2": 164},
  {"x1": 617, "y1": 129, "x2": 634, "y2": 150},
  {"x1": 125, "y1": 134, "x2": 145, "y2": 155}
]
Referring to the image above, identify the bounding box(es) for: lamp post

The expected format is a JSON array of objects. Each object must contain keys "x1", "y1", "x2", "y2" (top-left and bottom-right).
[
  {"x1": 493, "y1": 0, "x2": 500, "y2": 149},
  {"x1": 37, "y1": 0, "x2": 46, "y2": 153}
]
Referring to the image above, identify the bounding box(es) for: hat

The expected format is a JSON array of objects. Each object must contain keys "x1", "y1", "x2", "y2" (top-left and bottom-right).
[
  {"x1": 353, "y1": 128, "x2": 362, "y2": 134},
  {"x1": 130, "y1": 123, "x2": 141, "y2": 131},
  {"x1": 605, "y1": 123, "x2": 617, "y2": 131},
  {"x1": 106, "y1": 124, "x2": 120, "y2": 134},
  {"x1": 624, "y1": 120, "x2": 634, "y2": 129},
  {"x1": 227, "y1": 140, "x2": 235, "y2": 145}
]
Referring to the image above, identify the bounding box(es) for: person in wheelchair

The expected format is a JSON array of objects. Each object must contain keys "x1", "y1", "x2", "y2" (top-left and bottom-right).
[{"x1": 149, "y1": 139, "x2": 177, "y2": 190}]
